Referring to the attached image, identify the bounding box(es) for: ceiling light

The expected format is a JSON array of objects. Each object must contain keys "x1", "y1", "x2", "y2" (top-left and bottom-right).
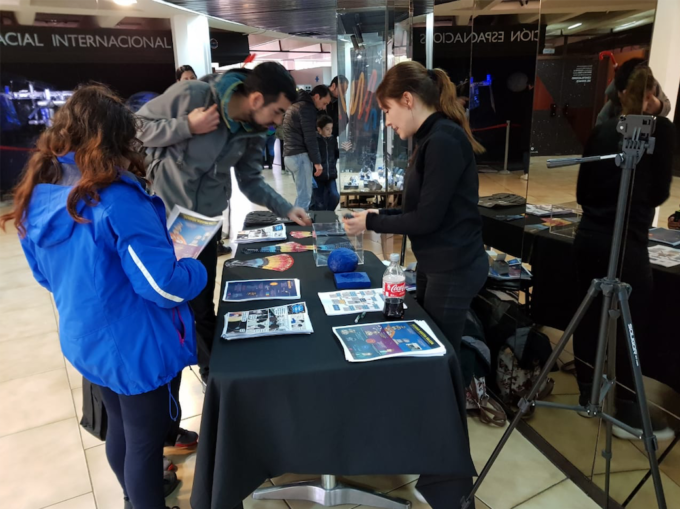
[
  {"x1": 614, "y1": 21, "x2": 639, "y2": 32},
  {"x1": 113, "y1": 0, "x2": 137, "y2": 5},
  {"x1": 567, "y1": 23, "x2": 582, "y2": 30}
]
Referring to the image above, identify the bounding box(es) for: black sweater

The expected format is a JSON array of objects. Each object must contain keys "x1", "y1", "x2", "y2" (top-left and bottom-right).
[
  {"x1": 366, "y1": 112, "x2": 485, "y2": 272},
  {"x1": 577, "y1": 117, "x2": 675, "y2": 244},
  {"x1": 282, "y1": 91, "x2": 322, "y2": 164}
]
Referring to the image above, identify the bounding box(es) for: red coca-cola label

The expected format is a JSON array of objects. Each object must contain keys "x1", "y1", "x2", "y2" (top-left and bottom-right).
[{"x1": 383, "y1": 281, "x2": 406, "y2": 298}]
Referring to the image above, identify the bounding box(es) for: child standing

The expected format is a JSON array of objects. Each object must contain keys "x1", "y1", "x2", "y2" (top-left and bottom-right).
[{"x1": 311, "y1": 115, "x2": 340, "y2": 211}]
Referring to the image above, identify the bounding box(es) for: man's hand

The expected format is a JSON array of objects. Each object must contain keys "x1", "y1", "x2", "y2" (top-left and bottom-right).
[
  {"x1": 288, "y1": 207, "x2": 312, "y2": 226},
  {"x1": 188, "y1": 104, "x2": 220, "y2": 135},
  {"x1": 314, "y1": 164, "x2": 323, "y2": 177}
]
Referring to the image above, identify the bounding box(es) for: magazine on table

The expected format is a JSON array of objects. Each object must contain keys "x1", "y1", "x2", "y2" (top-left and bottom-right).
[
  {"x1": 648, "y1": 245, "x2": 680, "y2": 268},
  {"x1": 648, "y1": 228, "x2": 680, "y2": 247},
  {"x1": 221, "y1": 302, "x2": 313, "y2": 340},
  {"x1": 525, "y1": 204, "x2": 575, "y2": 217},
  {"x1": 235, "y1": 224, "x2": 287, "y2": 244},
  {"x1": 332, "y1": 320, "x2": 446, "y2": 362},
  {"x1": 166, "y1": 205, "x2": 223, "y2": 259},
  {"x1": 488, "y1": 259, "x2": 532, "y2": 281},
  {"x1": 318, "y1": 289, "x2": 386, "y2": 316},
  {"x1": 222, "y1": 279, "x2": 301, "y2": 302}
]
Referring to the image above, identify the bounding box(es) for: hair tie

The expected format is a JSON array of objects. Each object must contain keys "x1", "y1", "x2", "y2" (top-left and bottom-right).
[{"x1": 427, "y1": 69, "x2": 437, "y2": 81}]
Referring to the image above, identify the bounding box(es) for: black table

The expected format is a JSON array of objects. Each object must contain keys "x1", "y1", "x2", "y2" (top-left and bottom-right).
[
  {"x1": 191, "y1": 212, "x2": 476, "y2": 509},
  {"x1": 480, "y1": 205, "x2": 680, "y2": 394}
]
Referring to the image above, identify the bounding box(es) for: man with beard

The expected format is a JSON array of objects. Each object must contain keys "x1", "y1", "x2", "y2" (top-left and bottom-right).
[{"x1": 137, "y1": 62, "x2": 310, "y2": 393}]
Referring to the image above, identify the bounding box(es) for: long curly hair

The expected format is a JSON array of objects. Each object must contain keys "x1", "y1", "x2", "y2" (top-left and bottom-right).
[{"x1": 0, "y1": 84, "x2": 146, "y2": 237}]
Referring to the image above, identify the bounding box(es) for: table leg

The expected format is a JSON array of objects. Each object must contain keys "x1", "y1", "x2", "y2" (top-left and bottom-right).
[{"x1": 253, "y1": 476, "x2": 412, "y2": 509}]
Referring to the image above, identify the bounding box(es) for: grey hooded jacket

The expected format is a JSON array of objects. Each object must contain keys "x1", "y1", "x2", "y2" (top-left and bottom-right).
[
  {"x1": 136, "y1": 73, "x2": 293, "y2": 218},
  {"x1": 595, "y1": 79, "x2": 671, "y2": 126}
]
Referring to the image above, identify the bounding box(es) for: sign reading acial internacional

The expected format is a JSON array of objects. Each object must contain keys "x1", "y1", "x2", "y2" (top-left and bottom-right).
[{"x1": 0, "y1": 26, "x2": 174, "y2": 64}]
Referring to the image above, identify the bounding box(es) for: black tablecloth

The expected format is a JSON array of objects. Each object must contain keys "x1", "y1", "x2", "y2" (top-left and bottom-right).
[
  {"x1": 191, "y1": 212, "x2": 476, "y2": 509},
  {"x1": 480, "y1": 205, "x2": 680, "y2": 394}
]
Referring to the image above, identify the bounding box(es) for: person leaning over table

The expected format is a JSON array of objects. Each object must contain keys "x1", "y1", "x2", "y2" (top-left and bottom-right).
[
  {"x1": 343, "y1": 61, "x2": 489, "y2": 357},
  {"x1": 0, "y1": 85, "x2": 208, "y2": 509}
]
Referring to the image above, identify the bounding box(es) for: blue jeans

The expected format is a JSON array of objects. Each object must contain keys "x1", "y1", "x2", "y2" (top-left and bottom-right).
[
  {"x1": 311, "y1": 179, "x2": 340, "y2": 211},
  {"x1": 285, "y1": 153, "x2": 313, "y2": 210}
]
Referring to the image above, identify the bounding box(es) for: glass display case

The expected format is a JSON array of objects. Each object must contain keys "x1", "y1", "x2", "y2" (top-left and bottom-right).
[
  {"x1": 312, "y1": 222, "x2": 365, "y2": 267},
  {"x1": 335, "y1": 0, "x2": 413, "y2": 209}
]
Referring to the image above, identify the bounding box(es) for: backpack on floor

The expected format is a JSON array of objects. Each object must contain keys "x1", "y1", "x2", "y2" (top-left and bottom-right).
[{"x1": 80, "y1": 378, "x2": 107, "y2": 441}]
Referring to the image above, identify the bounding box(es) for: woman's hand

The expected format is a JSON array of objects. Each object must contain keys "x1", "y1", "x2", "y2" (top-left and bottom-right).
[{"x1": 343, "y1": 210, "x2": 376, "y2": 236}]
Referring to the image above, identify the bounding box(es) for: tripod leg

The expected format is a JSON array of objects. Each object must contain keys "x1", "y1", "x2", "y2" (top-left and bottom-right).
[
  {"x1": 617, "y1": 287, "x2": 666, "y2": 509},
  {"x1": 460, "y1": 281, "x2": 601, "y2": 509},
  {"x1": 589, "y1": 280, "x2": 617, "y2": 416},
  {"x1": 603, "y1": 293, "x2": 619, "y2": 507}
]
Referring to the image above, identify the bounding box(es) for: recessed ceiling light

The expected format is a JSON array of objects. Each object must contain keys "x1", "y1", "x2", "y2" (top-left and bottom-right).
[
  {"x1": 568, "y1": 23, "x2": 582, "y2": 30},
  {"x1": 113, "y1": 0, "x2": 137, "y2": 5}
]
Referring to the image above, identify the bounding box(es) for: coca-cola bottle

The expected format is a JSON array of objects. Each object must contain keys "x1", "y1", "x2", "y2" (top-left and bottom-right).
[{"x1": 382, "y1": 253, "x2": 406, "y2": 319}]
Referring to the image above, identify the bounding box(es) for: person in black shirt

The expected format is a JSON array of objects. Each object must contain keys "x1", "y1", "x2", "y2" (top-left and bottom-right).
[
  {"x1": 344, "y1": 61, "x2": 488, "y2": 356},
  {"x1": 574, "y1": 65, "x2": 675, "y2": 440}
]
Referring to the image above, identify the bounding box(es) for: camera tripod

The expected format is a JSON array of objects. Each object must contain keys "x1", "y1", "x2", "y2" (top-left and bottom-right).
[{"x1": 461, "y1": 115, "x2": 667, "y2": 509}]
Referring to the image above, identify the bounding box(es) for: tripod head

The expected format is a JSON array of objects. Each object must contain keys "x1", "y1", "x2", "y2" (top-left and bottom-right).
[{"x1": 546, "y1": 114, "x2": 656, "y2": 169}]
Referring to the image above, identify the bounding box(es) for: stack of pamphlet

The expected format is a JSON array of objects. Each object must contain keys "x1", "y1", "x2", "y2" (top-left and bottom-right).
[
  {"x1": 167, "y1": 206, "x2": 223, "y2": 259},
  {"x1": 648, "y1": 245, "x2": 680, "y2": 268},
  {"x1": 235, "y1": 224, "x2": 287, "y2": 244},
  {"x1": 488, "y1": 259, "x2": 532, "y2": 281},
  {"x1": 649, "y1": 228, "x2": 680, "y2": 247},
  {"x1": 526, "y1": 204, "x2": 575, "y2": 217},
  {"x1": 222, "y1": 302, "x2": 313, "y2": 340},
  {"x1": 223, "y1": 279, "x2": 301, "y2": 302},
  {"x1": 332, "y1": 320, "x2": 446, "y2": 362}
]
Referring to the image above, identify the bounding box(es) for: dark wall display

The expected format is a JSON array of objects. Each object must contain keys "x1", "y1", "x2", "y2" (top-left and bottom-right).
[{"x1": 210, "y1": 31, "x2": 250, "y2": 67}]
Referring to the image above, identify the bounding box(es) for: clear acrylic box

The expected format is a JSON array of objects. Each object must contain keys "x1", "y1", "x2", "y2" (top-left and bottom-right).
[
  {"x1": 312, "y1": 222, "x2": 365, "y2": 267},
  {"x1": 549, "y1": 201, "x2": 582, "y2": 238}
]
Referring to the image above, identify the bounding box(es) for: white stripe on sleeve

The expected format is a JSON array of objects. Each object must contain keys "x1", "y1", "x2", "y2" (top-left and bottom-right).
[{"x1": 127, "y1": 245, "x2": 184, "y2": 303}]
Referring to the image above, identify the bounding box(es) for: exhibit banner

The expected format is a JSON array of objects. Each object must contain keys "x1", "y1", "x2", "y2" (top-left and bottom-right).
[{"x1": 0, "y1": 26, "x2": 174, "y2": 64}]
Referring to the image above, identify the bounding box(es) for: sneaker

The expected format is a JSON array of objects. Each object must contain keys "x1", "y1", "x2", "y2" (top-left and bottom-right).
[
  {"x1": 163, "y1": 456, "x2": 177, "y2": 472},
  {"x1": 163, "y1": 471, "x2": 180, "y2": 498},
  {"x1": 217, "y1": 242, "x2": 232, "y2": 256},
  {"x1": 577, "y1": 382, "x2": 592, "y2": 418},
  {"x1": 612, "y1": 399, "x2": 675, "y2": 441},
  {"x1": 170, "y1": 428, "x2": 198, "y2": 449},
  {"x1": 520, "y1": 173, "x2": 529, "y2": 181}
]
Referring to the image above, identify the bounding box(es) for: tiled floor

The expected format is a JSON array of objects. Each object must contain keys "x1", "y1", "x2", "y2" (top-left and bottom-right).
[{"x1": 2, "y1": 162, "x2": 679, "y2": 509}]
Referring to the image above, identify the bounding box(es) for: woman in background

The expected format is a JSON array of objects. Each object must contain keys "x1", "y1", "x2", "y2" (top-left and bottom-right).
[
  {"x1": 176, "y1": 64, "x2": 197, "y2": 82},
  {"x1": 574, "y1": 65, "x2": 675, "y2": 440},
  {"x1": 0, "y1": 85, "x2": 207, "y2": 509}
]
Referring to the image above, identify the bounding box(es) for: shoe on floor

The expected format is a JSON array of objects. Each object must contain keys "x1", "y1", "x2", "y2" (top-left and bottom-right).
[
  {"x1": 124, "y1": 497, "x2": 133, "y2": 509},
  {"x1": 164, "y1": 471, "x2": 180, "y2": 498},
  {"x1": 612, "y1": 398, "x2": 675, "y2": 441},
  {"x1": 169, "y1": 428, "x2": 199, "y2": 449},
  {"x1": 217, "y1": 242, "x2": 232, "y2": 256},
  {"x1": 520, "y1": 173, "x2": 529, "y2": 181},
  {"x1": 163, "y1": 456, "x2": 177, "y2": 472}
]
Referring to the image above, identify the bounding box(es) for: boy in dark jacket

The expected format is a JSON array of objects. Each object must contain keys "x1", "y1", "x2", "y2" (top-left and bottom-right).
[{"x1": 311, "y1": 115, "x2": 340, "y2": 211}]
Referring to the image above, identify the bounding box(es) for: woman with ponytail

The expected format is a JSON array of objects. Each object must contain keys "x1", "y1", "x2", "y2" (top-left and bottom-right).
[
  {"x1": 573, "y1": 65, "x2": 675, "y2": 440},
  {"x1": 344, "y1": 61, "x2": 488, "y2": 358},
  {"x1": 0, "y1": 85, "x2": 207, "y2": 509}
]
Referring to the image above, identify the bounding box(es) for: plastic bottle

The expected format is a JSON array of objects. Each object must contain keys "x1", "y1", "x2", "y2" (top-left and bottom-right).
[{"x1": 382, "y1": 253, "x2": 406, "y2": 319}]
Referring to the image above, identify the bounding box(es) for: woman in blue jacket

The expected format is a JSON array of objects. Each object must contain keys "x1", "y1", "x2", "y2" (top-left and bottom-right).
[{"x1": 0, "y1": 85, "x2": 207, "y2": 509}]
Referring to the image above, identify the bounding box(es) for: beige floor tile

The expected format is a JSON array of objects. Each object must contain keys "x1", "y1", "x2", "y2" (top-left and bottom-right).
[
  {"x1": 0, "y1": 418, "x2": 91, "y2": 509},
  {"x1": 527, "y1": 394, "x2": 654, "y2": 477},
  {"x1": 593, "y1": 469, "x2": 680, "y2": 509},
  {"x1": 514, "y1": 479, "x2": 599, "y2": 508},
  {"x1": 244, "y1": 481, "x2": 292, "y2": 509},
  {"x1": 0, "y1": 284, "x2": 52, "y2": 313},
  {"x1": 0, "y1": 304, "x2": 58, "y2": 343},
  {"x1": 0, "y1": 239, "x2": 24, "y2": 259},
  {"x1": 71, "y1": 386, "x2": 106, "y2": 450},
  {"x1": 43, "y1": 493, "x2": 97, "y2": 509},
  {"x1": 467, "y1": 418, "x2": 566, "y2": 509},
  {"x1": 178, "y1": 365, "x2": 206, "y2": 421},
  {"x1": 86, "y1": 444, "x2": 123, "y2": 509},
  {"x1": 388, "y1": 480, "x2": 490, "y2": 509},
  {"x1": 0, "y1": 331, "x2": 63, "y2": 382},
  {"x1": 550, "y1": 370, "x2": 580, "y2": 396},
  {"x1": 0, "y1": 369, "x2": 75, "y2": 437},
  {"x1": 66, "y1": 358, "x2": 83, "y2": 389},
  {"x1": 632, "y1": 433, "x2": 680, "y2": 489},
  {"x1": 0, "y1": 267, "x2": 40, "y2": 290},
  {"x1": 0, "y1": 252, "x2": 29, "y2": 272}
]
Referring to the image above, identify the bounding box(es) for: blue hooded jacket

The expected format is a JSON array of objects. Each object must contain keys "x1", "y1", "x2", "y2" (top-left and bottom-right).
[{"x1": 19, "y1": 154, "x2": 208, "y2": 395}]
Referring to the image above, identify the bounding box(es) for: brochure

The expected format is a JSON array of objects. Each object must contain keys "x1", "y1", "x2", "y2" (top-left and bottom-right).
[
  {"x1": 243, "y1": 242, "x2": 314, "y2": 254},
  {"x1": 526, "y1": 204, "x2": 575, "y2": 217},
  {"x1": 648, "y1": 245, "x2": 680, "y2": 268},
  {"x1": 648, "y1": 228, "x2": 680, "y2": 247},
  {"x1": 318, "y1": 289, "x2": 386, "y2": 316},
  {"x1": 332, "y1": 320, "x2": 446, "y2": 362},
  {"x1": 167, "y1": 205, "x2": 223, "y2": 259},
  {"x1": 223, "y1": 254, "x2": 294, "y2": 272},
  {"x1": 235, "y1": 224, "x2": 287, "y2": 244},
  {"x1": 222, "y1": 279, "x2": 301, "y2": 302},
  {"x1": 222, "y1": 302, "x2": 313, "y2": 340},
  {"x1": 488, "y1": 259, "x2": 532, "y2": 281}
]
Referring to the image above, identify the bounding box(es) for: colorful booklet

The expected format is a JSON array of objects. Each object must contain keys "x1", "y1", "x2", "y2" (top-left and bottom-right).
[
  {"x1": 488, "y1": 259, "x2": 532, "y2": 281},
  {"x1": 318, "y1": 289, "x2": 386, "y2": 316},
  {"x1": 223, "y1": 254, "x2": 294, "y2": 272},
  {"x1": 332, "y1": 320, "x2": 446, "y2": 362},
  {"x1": 222, "y1": 279, "x2": 301, "y2": 302},
  {"x1": 648, "y1": 228, "x2": 680, "y2": 247},
  {"x1": 167, "y1": 205, "x2": 223, "y2": 259},
  {"x1": 235, "y1": 224, "x2": 287, "y2": 244},
  {"x1": 222, "y1": 302, "x2": 313, "y2": 340},
  {"x1": 648, "y1": 245, "x2": 680, "y2": 268}
]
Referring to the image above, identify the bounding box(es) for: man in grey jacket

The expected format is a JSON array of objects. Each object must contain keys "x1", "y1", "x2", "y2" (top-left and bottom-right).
[
  {"x1": 282, "y1": 85, "x2": 332, "y2": 210},
  {"x1": 596, "y1": 58, "x2": 671, "y2": 126},
  {"x1": 137, "y1": 62, "x2": 309, "y2": 381}
]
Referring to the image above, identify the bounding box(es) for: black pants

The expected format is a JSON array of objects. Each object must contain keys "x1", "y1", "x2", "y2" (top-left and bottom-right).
[
  {"x1": 99, "y1": 374, "x2": 181, "y2": 509},
  {"x1": 310, "y1": 180, "x2": 340, "y2": 211},
  {"x1": 191, "y1": 233, "x2": 219, "y2": 378},
  {"x1": 573, "y1": 229, "x2": 653, "y2": 400},
  {"x1": 416, "y1": 253, "x2": 489, "y2": 355}
]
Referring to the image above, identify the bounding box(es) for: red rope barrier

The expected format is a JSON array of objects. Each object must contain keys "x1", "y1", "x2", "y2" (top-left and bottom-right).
[
  {"x1": 0, "y1": 146, "x2": 35, "y2": 152},
  {"x1": 471, "y1": 123, "x2": 521, "y2": 132}
]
